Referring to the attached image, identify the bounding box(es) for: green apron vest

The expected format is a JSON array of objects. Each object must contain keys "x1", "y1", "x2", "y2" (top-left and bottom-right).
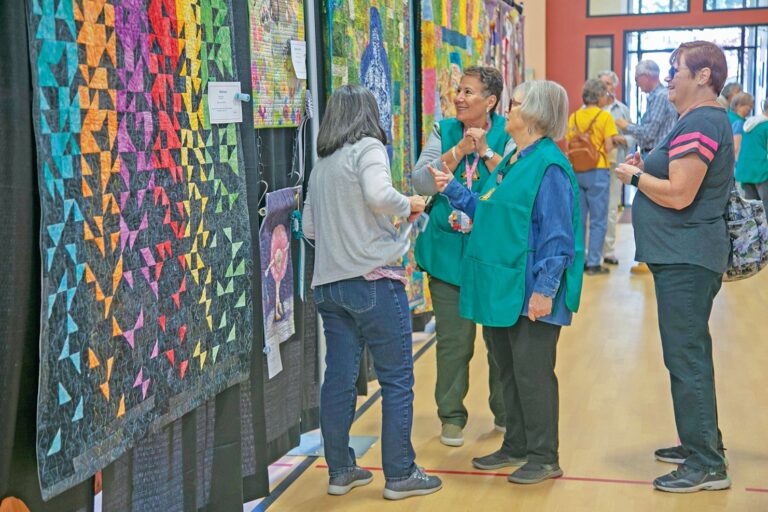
[
  {"x1": 414, "y1": 113, "x2": 510, "y2": 285},
  {"x1": 459, "y1": 138, "x2": 584, "y2": 327},
  {"x1": 735, "y1": 120, "x2": 768, "y2": 184}
]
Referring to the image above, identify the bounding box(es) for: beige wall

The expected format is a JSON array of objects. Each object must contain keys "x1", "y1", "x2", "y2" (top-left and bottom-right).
[{"x1": 524, "y1": 0, "x2": 546, "y2": 79}]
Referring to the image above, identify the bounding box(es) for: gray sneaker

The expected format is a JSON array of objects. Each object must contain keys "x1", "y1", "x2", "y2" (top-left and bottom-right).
[
  {"x1": 472, "y1": 450, "x2": 527, "y2": 470},
  {"x1": 383, "y1": 466, "x2": 442, "y2": 500},
  {"x1": 327, "y1": 466, "x2": 374, "y2": 495},
  {"x1": 507, "y1": 462, "x2": 563, "y2": 484}
]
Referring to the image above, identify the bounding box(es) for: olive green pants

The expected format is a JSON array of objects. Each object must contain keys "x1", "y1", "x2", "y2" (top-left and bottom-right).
[{"x1": 429, "y1": 277, "x2": 505, "y2": 428}]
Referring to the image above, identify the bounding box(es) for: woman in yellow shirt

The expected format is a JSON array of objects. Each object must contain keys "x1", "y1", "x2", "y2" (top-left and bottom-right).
[{"x1": 566, "y1": 79, "x2": 618, "y2": 275}]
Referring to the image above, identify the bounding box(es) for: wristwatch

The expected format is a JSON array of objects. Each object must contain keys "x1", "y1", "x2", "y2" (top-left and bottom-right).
[
  {"x1": 481, "y1": 147, "x2": 495, "y2": 162},
  {"x1": 631, "y1": 171, "x2": 644, "y2": 187}
]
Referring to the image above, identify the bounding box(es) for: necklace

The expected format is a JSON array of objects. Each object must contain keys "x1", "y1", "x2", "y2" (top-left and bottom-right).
[{"x1": 680, "y1": 98, "x2": 720, "y2": 119}]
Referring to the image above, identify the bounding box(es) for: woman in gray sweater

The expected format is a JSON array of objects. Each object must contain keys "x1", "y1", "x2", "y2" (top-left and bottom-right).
[{"x1": 303, "y1": 84, "x2": 441, "y2": 500}]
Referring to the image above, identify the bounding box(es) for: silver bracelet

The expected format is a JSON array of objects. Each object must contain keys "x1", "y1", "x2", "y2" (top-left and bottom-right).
[{"x1": 451, "y1": 146, "x2": 459, "y2": 163}]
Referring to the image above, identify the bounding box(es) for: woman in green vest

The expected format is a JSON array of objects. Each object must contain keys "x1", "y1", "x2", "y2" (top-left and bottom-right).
[
  {"x1": 412, "y1": 66, "x2": 515, "y2": 447},
  {"x1": 735, "y1": 97, "x2": 768, "y2": 213},
  {"x1": 430, "y1": 80, "x2": 584, "y2": 484}
]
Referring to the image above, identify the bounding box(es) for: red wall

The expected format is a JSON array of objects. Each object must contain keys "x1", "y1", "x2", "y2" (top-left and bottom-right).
[{"x1": 546, "y1": 0, "x2": 768, "y2": 112}]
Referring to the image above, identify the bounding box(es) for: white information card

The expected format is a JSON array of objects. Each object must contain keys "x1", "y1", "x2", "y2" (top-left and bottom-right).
[
  {"x1": 208, "y1": 81, "x2": 243, "y2": 124},
  {"x1": 290, "y1": 40, "x2": 307, "y2": 80}
]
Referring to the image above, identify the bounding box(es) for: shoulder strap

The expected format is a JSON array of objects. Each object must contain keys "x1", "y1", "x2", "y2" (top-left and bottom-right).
[
  {"x1": 573, "y1": 109, "x2": 603, "y2": 134},
  {"x1": 584, "y1": 110, "x2": 602, "y2": 133}
]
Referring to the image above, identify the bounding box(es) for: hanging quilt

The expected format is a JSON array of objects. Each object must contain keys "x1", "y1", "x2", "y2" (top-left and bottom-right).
[
  {"x1": 323, "y1": 0, "x2": 413, "y2": 192},
  {"x1": 420, "y1": 0, "x2": 487, "y2": 144},
  {"x1": 259, "y1": 186, "x2": 300, "y2": 378},
  {"x1": 27, "y1": 0, "x2": 253, "y2": 499},
  {"x1": 482, "y1": 0, "x2": 525, "y2": 113},
  {"x1": 249, "y1": 0, "x2": 306, "y2": 128},
  {"x1": 322, "y1": 0, "x2": 426, "y2": 309}
]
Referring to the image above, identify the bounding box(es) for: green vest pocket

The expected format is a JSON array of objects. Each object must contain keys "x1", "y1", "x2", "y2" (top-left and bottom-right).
[
  {"x1": 459, "y1": 256, "x2": 525, "y2": 327},
  {"x1": 415, "y1": 226, "x2": 466, "y2": 286}
]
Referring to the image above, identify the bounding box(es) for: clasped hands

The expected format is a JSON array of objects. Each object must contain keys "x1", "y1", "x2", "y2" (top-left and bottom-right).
[{"x1": 455, "y1": 128, "x2": 489, "y2": 161}]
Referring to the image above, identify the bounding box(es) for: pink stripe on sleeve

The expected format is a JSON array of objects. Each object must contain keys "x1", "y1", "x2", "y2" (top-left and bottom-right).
[
  {"x1": 669, "y1": 131, "x2": 719, "y2": 152},
  {"x1": 668, "y1": 141, "x2": 715, "y2": 162}
]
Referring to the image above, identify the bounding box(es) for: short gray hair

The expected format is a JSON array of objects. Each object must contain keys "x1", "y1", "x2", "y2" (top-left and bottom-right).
[
  {"x1": 464, "y1": 66, "x2": 504, "y2": 110},
  {"x1": 514, "y1": 80, "x2": 569, "y2": 140},
  {"x1": 730, "y1": 91, "x2": 754, "y2": 111},
  {"x1": 582, "y1": 78, "x2": 608, "y2": 106},
  {"x1": 636, "y1": 60, "x2": 660, "y2": 78},
  {"x1": 597, "y1": 70, "x2": 619, "y2": 86},
  {"x1": 316, "y1": 84, "x2": 387, "y2": 157},
  {"x1": 722, "y1": 82, "x2": 742, "y2": 100}
]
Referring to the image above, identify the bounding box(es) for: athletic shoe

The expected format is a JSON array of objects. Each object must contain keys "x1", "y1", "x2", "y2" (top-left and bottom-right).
[
  {"x1": 440, "y1": 423, "x2": 464, "y2": 447},
  {"x1": 383, "y1": 466, "x2": 442, "y2": 500},
  {"x1": 327, "y1": 466, "x2": 374, "y2": 495},
  {"x1": 507, "y1": 462, "x2": 563, "y2": 484},
  {"x1": 653, "y1": 465, "x2": 731, "y2": 493},
  {"x1": 472, "y1": 450, "x2": 527, "y2": 470}
]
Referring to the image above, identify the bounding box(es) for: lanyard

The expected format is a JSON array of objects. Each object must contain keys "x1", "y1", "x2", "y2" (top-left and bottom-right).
[
  {"x1": 465, "y1": 153, "x2": 480, "y2": 190},
  {"x1": 462, "y1": 121, "x2": 492, "y2": 189}
]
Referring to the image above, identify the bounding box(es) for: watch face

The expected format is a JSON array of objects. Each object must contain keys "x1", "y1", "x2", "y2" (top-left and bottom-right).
[{"x1": 483, "y1": 148, "x2": 493, "y2": 160}]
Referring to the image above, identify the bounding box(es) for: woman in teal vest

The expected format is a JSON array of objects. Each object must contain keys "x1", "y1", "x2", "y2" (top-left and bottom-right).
[
  {"x1": 430, "y1": 80, "x2": 584, "y2": 484},
  {"x1": 735, "y1": 97, "x2": 768, "y2": 213},
  {"x1": 412, "y1": 66, "x2": 515, "y2": 447}
]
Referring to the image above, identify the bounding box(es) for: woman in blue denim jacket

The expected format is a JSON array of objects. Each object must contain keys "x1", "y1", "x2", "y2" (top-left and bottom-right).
[{"x1": 302, "y1": 85, "x2": 441, "y2": 501}]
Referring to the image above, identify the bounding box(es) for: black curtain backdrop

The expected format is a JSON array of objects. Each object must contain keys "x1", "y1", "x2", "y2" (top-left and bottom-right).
[
  {"x1": 0, "y1": 2, "x2": 94, "y2": 510},
  {"x1": 1, "y1": 0, "x2": 320, "y2": 510}
]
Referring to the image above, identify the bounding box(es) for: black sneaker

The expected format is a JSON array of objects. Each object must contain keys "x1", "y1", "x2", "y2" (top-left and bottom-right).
[
  {"x1": 654, "y1": 445, "x2": 728, "y2": 467},
  {"x1": 603, "y1": 256, "x2": 619, "y2": 265},
  {"x1": 472, "y1": 450, "x2": 527, "y2": 470},
  {"x1": 654, "y1": 445, "x2": 690, "y2": 464},
  {"x1": 327, "y1": 466, "x2": 373, "y2": 495},
  {"x1": 383, "y1": 466, "x2": 442, "y2": 500},
  {"x1": 584, "y1": 265, "x2": 610, "y2": 275},
  {"x1": 653, "y1": 465, "x2": 731, "y2": 493},
  {"x1": 507, "y1": 462, "x2": 563, "y2": 484}
]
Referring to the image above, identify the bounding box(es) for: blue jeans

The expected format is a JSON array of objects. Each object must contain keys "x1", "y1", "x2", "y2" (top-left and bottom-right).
[
  {"x1": 576, "y1": 168, "x2": 611, "y2": 267},
  {"x1": 314, "y1": 277, "x2": 416, "y2": 481}
]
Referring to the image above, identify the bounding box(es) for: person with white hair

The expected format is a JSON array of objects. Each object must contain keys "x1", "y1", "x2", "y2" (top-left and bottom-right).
[
  {"x1": 615, "y1": 59, "x2": 677, "y2": 274},
  {"x1": 597, "y1": 70, "x2": 634, "y2": 266},
  {"x1": 615, "y1": 60, "x2": 677, "y2": 157},
  {"x1": 429, "y1": 80, "x2": 584, "y2": 485}
]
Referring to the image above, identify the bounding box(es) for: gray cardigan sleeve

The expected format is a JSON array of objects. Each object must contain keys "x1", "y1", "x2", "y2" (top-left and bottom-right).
[
  {"x1": 358, "y1": 141, "x2": 411, "y2": 217},
  {"x1": 412, "y1": 124, "x2": 443, "y2": 196}
]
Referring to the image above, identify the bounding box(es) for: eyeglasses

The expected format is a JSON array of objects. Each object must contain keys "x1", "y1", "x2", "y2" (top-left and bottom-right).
[
  {"x1": 668, "y1": 65, "x2": 693, "y2": 79},
  {"x1": 508, "y1": 98, "x2": 522, "y2": 110}
]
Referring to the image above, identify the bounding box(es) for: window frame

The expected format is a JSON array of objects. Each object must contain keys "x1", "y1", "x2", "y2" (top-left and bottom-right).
[
  {"x1": 585, "y1": 35, "x2": 615, "y2": 81},
  {"x1": 586, "y1": 0, "x2": 690, "y2": 18},
  {"x1": 704, "y1": 0, "x2": 768, "y2": 12}
]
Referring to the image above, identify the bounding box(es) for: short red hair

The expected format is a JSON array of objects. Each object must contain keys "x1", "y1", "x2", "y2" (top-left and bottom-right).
[{"x1": 670, "y1": 41, "x2": 728, "y2": 95}]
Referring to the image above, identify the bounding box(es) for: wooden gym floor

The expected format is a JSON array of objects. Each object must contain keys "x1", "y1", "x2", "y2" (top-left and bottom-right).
[{"x1": 250, "y1": 224, "x2": 768, "y2": 512}]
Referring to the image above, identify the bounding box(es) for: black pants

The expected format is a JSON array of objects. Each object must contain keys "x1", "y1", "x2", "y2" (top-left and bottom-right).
[
  {"x1": 486, "y1": 317, "x2": 561, "y2": 464},
  {"x1": 649, "y1": 263, "x2": 727, "y2": 471}
]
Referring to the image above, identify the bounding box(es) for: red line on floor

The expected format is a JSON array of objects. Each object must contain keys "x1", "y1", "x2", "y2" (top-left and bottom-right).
[
  {"x1": 315, "y1": 465, "x2": 652, "y2": 485},
  {"x1": 745, "y1": 487, "x2": 768, "y2": 493}
]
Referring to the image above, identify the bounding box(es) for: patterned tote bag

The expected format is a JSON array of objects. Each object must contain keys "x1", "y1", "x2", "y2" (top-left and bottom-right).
[{"x1": 723, "y1": 184, "x2": 768, "y2": 281}]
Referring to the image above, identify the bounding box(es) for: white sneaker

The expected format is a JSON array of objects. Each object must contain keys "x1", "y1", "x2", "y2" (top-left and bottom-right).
[{"x1": 440, "y1": 424, "x2": 463, "y2": 447}]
